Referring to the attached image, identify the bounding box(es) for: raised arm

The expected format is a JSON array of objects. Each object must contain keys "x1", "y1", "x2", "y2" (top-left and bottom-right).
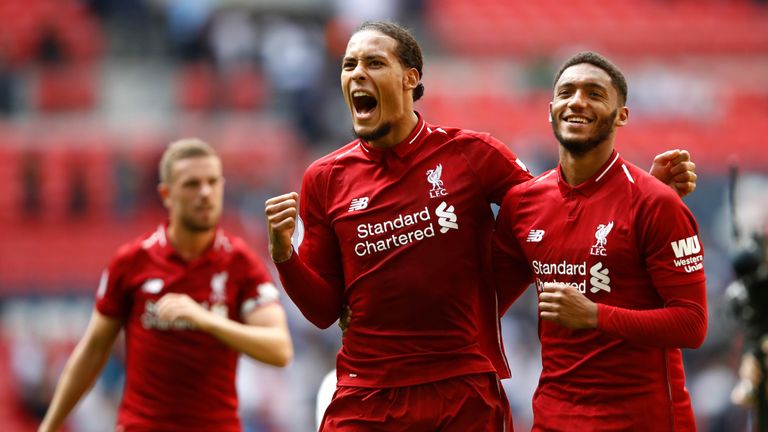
[
  {"x1": 38, "y1": 311, "x2": 122, "y2": 432},
  {"x1": 265, "y1": 192, "x2": 344, "y2": 329}
]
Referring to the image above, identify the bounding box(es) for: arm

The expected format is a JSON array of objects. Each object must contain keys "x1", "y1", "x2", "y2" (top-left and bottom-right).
[
  {"x1": 38, "y1": 311, "x2": 122, "y2": 432},
  {"x1": 492, "y1": 187, "x2": 535, "y2": 315},
  {"x1": 597, "y1": 281, "x2": 707, "y2": 348},
  {"x1": 538, "y1": 280, "x2": 706, "y2": 348},
  {"x1": 155, "y1": 295, "x2": 293, "y2": 366},
  {"x1": 265, "y1": 191, "x2": 344, "y2": 329},
  {"x1": 539, "y1": 185, "x2": 708, "y2": 348},
  {"x1": 649, "y1": 149, "x2": 697, "y2": 197}
]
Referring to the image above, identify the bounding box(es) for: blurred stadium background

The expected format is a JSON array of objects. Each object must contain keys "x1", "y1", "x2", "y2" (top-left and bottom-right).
[{"x1": 0, "y1": 0, "x2": 766, "y2": 430}]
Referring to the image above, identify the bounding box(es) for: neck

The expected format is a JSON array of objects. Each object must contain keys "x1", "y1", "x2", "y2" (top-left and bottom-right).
[
  {"x1": 558, "y1": 141, "x2": 615, "y2": 187},
  {"x1": 166, "y1": 223, "x2": 216, "y2": 261},
  {"x1": 368, "y1": 111, "x2": 419, "y2": 149}
]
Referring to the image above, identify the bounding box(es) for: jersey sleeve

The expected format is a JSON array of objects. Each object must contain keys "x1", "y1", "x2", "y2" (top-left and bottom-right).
[
  {"x1": 597, "y1": 188, "x2": 707, "y2": 348},
  {"x1": 493, "y1": 186, "x2": 535, "y2": 315},
  {"x1": 461, "y1": 133, "x2": 533, "y2": 205},
  {"x1": 237, "y1": 246, "x2": 281, "y2": 318},
  {"x1": 94, "y1": 246, "x2": 133, "y2": 320},
  {"x1": 274, "y1": 163, "x2": 345, "y2": 329}
]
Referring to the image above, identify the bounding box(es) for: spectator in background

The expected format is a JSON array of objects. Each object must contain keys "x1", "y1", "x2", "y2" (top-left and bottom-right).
[
  {"x1": 38, "y1": 138, "x2": 293, "y2": 432},
  {"x1": 493, "y1": 51, "x2": 707, "y2": 430},
  {"x1": 265, "y1": 22, "x2": 697, "y2": 430}
]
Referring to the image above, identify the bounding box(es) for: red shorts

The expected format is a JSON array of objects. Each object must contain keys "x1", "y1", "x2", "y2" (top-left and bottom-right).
[
  {"x1": 532, "y1": 391, "x2": 690, "y2": 432},
  {"x1": 319, "y1": 373, "x2": 512, "y2": 431}
]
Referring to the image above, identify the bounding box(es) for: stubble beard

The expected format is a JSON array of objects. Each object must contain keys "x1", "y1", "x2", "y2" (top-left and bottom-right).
[
  {"x1": 354, "y1": 122, "x2": 392, "y2": 143},
  {"x1": 180, "y1": 212, "x2": 218, "y2": 233},
  {"x1": 552, "y1": 109, "x2": 617, "y2": 156}
]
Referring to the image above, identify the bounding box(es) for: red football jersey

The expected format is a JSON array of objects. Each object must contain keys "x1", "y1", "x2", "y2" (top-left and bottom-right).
[
  {"x1": 95, "y1": 225, "x2": 279, "y2": 431},
  {"x1": 277, "y1": 114, "x2": 532, "y2": 387},
  {"x1": 494, "y1": 151, "x2": 707, "y2": 431}
]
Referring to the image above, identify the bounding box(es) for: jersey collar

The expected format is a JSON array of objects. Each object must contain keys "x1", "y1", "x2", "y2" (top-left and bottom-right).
[
  {"x1": 149, "y1": 222, "x2": 228, "y2": 265},
  {"x1": 557, "y1": 150, "x2": 623, "y2": 197},
  {"x1": 358, "y1": 112, "x2": 428, "y2": 162}
]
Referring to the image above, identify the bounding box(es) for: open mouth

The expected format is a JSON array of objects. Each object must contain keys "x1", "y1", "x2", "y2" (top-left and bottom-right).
[
  {"x1": 352, "y1": 91, "x2": 378, "y2": 116},
  {"x1": 564, "y1": 115, "x2": 592, "y2": 125}
]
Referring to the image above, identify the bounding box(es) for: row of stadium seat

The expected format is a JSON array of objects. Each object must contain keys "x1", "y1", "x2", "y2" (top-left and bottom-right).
[{"x1": 427, "y1": 0, "x2": 768, "y2": 55}]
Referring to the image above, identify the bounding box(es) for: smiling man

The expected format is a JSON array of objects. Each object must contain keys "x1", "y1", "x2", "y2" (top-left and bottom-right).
[
  {"x1": 265, "y1": 22, "x2": 699, "y2": 431},
  {"x1": 493, "y1": 52, "x2": 707, "y2": 431}
]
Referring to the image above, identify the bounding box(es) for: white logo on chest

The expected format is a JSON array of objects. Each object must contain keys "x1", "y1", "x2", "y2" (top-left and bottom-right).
[
  {"x1": 427, "y1": 164, "x2": 448, "y2": 198},
  {"x1": 348, "y1": 197, "x2": 369, "y2": 212},
  {"x1": 436, "y1": 201, "x2": 458, "y2": 233},
  {"x1": 527, "y1": 229, "x2": 545, "y2": 242},
  {"x1": 210, "y1": 271, "x2": 228, "y2": 303},
  {"x1": 590, "y1": 221, "x2": 614, "y2": 256},
  {"x1": 142, "y1": 278, "x2": 164, "y2": 294},
  {"x1": 589, "y1": 262, "x2": 611, "y2": 293}
]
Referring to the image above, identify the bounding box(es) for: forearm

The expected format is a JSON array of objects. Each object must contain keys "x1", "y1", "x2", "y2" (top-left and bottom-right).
[
  {"x1": 200, "y1": 313, "x2": 292, "y2": 367},
  {"x1": 598, "y1": 300, "x2": 707, "y2": 348},
  {"x1": 39, "y1": 342, "x2": 112, "y2": 432},
  {"x1": 275, "y1": 250, "x2": 344, "y2": 328}
]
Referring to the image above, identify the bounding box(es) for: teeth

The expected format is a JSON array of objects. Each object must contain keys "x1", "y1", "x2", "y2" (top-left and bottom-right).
[
  {"x1": 566, "y1": 116, "x2": 589, "y2": 124},
  {"x1": 353, "y1": 91, "x2": 371, "y2": 98}
]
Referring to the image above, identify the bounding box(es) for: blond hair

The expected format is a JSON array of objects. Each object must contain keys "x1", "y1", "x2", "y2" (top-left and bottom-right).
[{"x1": 159, "y1": 138, "x2": 218, "y2": 184}]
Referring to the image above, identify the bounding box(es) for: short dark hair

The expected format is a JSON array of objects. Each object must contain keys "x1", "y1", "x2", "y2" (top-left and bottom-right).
[
  {"x1": 355, "y1": 21, "x2": 425, "y2": 102},
  {"x1": 553, "y1": 51, "x2": 628, "y2": 106}
]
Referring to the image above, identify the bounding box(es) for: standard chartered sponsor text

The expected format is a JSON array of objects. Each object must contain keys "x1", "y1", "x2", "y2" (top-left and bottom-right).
[
  {"x1": 532, "y1": 260, "x2": 586, "y2": 276},
  {"x1": 355, "y1": 207, "x2": 436, "y2": 257},
  {"x1": 532, "y1": 260, "x2": 588, "y2": 293}
]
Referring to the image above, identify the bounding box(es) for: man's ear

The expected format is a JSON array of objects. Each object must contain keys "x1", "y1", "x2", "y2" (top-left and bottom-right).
[
  {"x1": 616, "y1": 106, "x2": 629, "y2": 127},
  {"x1": 158, "y1": 183, "x2": 171, "y2": 209},
  {"x1": 403, "y1": 68, "x2": 419, "y2": 91}
]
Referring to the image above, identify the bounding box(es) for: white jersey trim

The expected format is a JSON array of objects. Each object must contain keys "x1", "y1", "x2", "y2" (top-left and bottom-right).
[
  {"x1": 336, "y1": 143, "x2": 363, "y2": 159},
  {"x1": 535, "y1": 170, "x2": 556, "y2": 183},
  {"x1": 595, "y1": 153, "x2": 621, "y2": 183},
  {"x1": 621, "y1": 163, "x2": 635, "y2": 183},
  {"x1": 408, "y1": 120, "x2": 426, "y2": 144}
]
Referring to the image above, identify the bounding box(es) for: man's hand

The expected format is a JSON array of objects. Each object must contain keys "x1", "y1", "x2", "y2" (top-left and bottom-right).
[
  {"x1": 156, "y1": 293, "x2": 208, "y2": 330},
  {"x1": 338, "y1": 305, "x2": 352, "y2": 337},
  {"x1": 538, "y1": 283, "x2": 598, "y2": 329},
  {"x1": 265, "y1": 192, "x2": 299, "y2": 263},
  {"x1": 649, "y1": 149, "x2": 697, "y2": 197}
]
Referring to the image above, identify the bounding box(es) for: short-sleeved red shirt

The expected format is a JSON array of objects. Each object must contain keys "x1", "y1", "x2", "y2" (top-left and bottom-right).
[{"x1": 96, "y1": 225, "x2": 278, "y2": 431}]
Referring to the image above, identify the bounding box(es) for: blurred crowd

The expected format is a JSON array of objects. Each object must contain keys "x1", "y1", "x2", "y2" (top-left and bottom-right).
[{"x1": 0, "y1": 0, "x2": 767, "y2": 431}]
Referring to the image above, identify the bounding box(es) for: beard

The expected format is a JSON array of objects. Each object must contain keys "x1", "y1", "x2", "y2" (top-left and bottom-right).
[
  {"x1": 180, "y1": 212, "x2": 218, "y2": 233},
  {"x1": 354, "y1": 122, "x2": 392, "y2": 143},
  {"x1": 552, "y1": 109, "x2": 617, "y2": 156}
]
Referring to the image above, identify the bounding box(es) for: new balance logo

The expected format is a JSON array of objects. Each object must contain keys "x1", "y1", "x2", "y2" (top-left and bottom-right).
[
  {"x1": 589, "y1": 262, "x2": 611, "y2": 293},
  {"x1": 671, "y1": 235, "x2": 701, "y2": 258},
  {"x1": 436, "y1": 201, "x2": 458, "y2": 233},
  {"x1": 527, "y1": 230, "x2": 545, "y2": 242},
  {"x1": 348, "y1": 197, "x2": 369, "y2": 212}
]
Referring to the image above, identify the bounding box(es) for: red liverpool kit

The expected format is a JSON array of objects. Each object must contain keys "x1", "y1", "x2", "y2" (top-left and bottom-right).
[
  {"x1": 95, "y1": 225, "x2": 279, "y2": 431},
  {"x1": 494, "y1": 151, "x2": 707, "y2": 431},
  {"x1": 277, "y1": 113, "x2": 532, "y2": 389}
]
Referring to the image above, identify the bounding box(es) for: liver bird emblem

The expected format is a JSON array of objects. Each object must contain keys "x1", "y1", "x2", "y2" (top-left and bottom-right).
[{"x1": 426, "y1": 164, "x2": 443, "y2": 190}]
